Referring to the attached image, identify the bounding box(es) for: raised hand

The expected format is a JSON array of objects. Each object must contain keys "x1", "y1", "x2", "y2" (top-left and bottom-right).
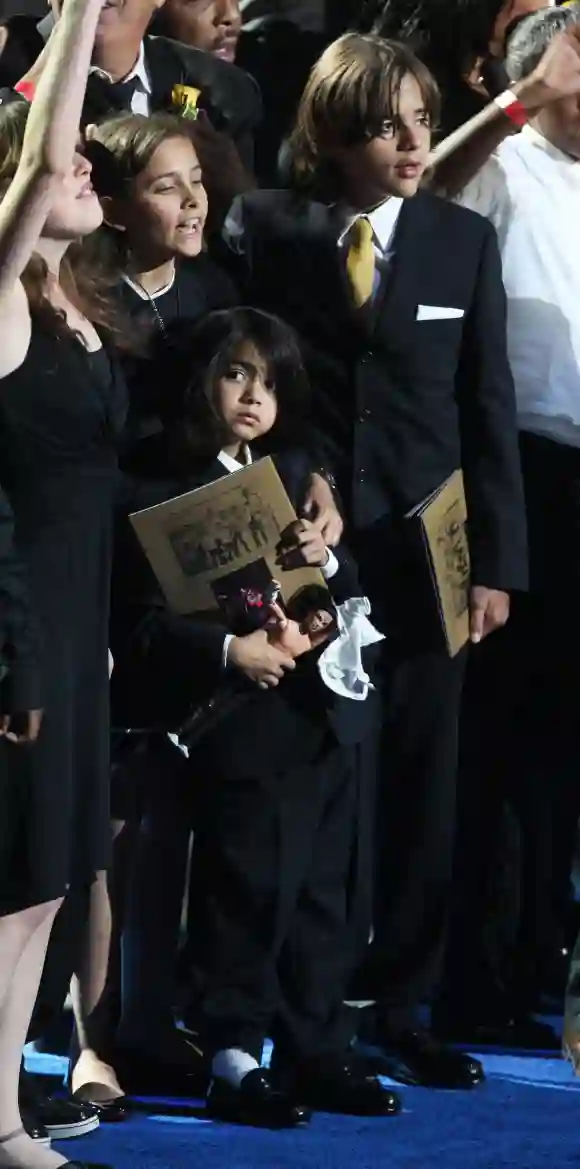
[{"x1": 519, "y1": 26, "x2": 580, "y2": 110}]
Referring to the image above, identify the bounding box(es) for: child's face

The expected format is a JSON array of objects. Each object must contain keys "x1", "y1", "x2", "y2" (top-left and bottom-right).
[
  {"x1": 215, "y1": 341, "x2": 278, "y2": 449},
  {"x1": 334, "y1": 73, "x2": 432, "y2": 205},
  {"x1": 116, "y1": 135, "x2": 208, "y2": 262}
]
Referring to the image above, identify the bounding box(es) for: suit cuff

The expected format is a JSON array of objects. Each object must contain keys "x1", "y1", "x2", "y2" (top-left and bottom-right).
[
  {"x1": 321, "y1": 549, "x2": 340, "y2": 580},
  {"x1": 222, "y1": 633, "x2": 235, "y2": 668}
]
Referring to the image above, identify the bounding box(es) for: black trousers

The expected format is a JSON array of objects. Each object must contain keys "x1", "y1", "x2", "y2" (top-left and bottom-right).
[
  {"x1": 439, "y1": 431, "x2": 580, "y2": 1018},
  {"x1": 199, "y1": 737, "x2": 372, "y2": 1064},
  {"x1": 357, "y1": 642, "x2": 468, "y2": 1029}
]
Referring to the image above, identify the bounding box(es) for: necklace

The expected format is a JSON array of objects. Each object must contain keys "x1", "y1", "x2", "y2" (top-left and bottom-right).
[{"x1": 123, "y1": 267, "x2": 180, "y2": 339}]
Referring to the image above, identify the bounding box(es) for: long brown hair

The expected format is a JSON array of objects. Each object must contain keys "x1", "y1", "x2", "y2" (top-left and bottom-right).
[
  {"x1": 287, "y1": 32, "x2": 440, "y2": 197},
  {"x1": 82, "y1": 112, "x2": 203, "y2": 280},
  {"x1": 0, "y1": 100, "x2": 132, "y2": 349}
]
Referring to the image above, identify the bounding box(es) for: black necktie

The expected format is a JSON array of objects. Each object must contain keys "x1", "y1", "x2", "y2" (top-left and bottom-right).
[{"x1": 105, "y1": 75, "x2": 139, "y2": 110}]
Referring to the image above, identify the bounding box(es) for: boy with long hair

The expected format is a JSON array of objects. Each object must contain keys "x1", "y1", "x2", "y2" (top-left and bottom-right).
[{"x1": 225, "y1": 30, "x2": 528, "y2": 1090}]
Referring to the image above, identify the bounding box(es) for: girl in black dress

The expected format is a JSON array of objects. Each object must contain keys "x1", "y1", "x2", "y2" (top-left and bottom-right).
[
  {"x1": 0, "y1": 2, "x2": 126, "y2": 1167},
  {"x1": 84, "y1": 112, "x2": 239, "y2": 454},
  {"x1": 65, "y1": 113, "x2": 342, "y2": 1101}
]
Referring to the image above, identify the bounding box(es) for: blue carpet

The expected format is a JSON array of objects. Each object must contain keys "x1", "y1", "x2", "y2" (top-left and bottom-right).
[{"x1": 26, "y1": 1047, "x2": 580, "y2": 1169}]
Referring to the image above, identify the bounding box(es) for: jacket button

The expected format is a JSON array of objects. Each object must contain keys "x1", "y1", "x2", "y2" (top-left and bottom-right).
[
  {"x1": 360, "y1": 350, "x2": 373, "y2": 364},
  {"x1": 358, "y1": 408, "x2": 372, "y2": 422}
]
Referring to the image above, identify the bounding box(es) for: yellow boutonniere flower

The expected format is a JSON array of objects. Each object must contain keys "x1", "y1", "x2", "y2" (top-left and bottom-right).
[{"x1": 171, "y1": 84, "x2": 202, "y2": 120}]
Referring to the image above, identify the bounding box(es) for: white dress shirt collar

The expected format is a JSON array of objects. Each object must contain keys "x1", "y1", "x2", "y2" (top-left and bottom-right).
[
  {"x1": 338, "y1": 197, "x2": 404, "y2": 254},
  {"x1": 90, "y1": 41, "x2": 151, "y2": 95},
  {"x1": 217, "y1": 445, "x2": 253, "y2": 474}
]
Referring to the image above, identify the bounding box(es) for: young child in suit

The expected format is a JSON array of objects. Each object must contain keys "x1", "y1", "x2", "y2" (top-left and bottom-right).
[
  {"x1": 111, "y1": 306, "x2": 395, "y2": 1127},
  {"x1": 223, "y1": 32, "x2": 527, "y2": 1089}
]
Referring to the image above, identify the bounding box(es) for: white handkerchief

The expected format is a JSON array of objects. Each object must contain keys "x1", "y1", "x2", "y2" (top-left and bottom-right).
[
  {"x1": 318, "y1": 597, "x2": 384, "y2": 702},
  {"x1": 416, "y1": 304, "x2": 465, "y2": 321}
]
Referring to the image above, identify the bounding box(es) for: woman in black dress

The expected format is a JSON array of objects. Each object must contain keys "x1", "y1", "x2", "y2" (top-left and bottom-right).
[{"x1": 0, "y1": 1, "x2": 126, "y2": 1167}]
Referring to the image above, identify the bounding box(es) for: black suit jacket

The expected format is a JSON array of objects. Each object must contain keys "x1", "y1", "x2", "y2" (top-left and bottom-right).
[
  {"x1": 0, "y1": 482, "x2": 42, "y2": 712},
  {"x1": 83, "y1": 35, "x2": 261, "y2": 172},
  {"x1": 225, "y1": 188, "x2": 528, "y2": 636},
  {"x1": 110, "y1": 441, "x2": 379, "y2": 777}
]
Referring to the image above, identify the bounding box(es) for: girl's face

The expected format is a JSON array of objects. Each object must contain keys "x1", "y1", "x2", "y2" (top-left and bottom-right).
[
  {"x1": 119, "y1": 135, "x2": 207, "y2": 262},
  {"x1": 44, "y1": 150, "x2": 103, "y2": 240},
  {"x1": 215, "y1": 341, "x2": 278, "y2": 450}
]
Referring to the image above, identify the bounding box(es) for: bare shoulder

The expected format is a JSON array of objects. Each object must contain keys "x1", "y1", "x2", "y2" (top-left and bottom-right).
[{"x1": 0, "y1": 280, "x2": 32, "y2": 381}]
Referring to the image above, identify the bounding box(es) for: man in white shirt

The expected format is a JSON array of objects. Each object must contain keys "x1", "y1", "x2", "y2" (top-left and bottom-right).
[{"x1": 432, "y1": 5, "x2": 580, "y2": 1046}]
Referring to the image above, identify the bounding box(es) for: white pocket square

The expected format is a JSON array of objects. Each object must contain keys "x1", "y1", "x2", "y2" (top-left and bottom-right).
[{"x1": 416, "y1": 304, "x2": 465, "y2": 321}]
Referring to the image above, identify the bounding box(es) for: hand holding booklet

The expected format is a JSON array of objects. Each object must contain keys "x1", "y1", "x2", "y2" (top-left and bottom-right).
[{"x1": 406, "y1": 469, "x2": 471, "y2": 657}]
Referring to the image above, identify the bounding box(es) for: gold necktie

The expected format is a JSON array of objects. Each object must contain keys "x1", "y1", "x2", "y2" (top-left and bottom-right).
[{"x1": 346, "y1": 216, "x2": 375, "y2": 308}]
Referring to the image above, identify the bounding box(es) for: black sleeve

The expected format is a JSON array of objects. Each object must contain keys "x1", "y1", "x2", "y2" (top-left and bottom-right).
[
  {"x1": 0, "y1": 483, "x2": 43, "y2": 712},
  {"x1": 456, "y1": 220, "x2": 528, "y2": 593},
  {"x1": 326, "y1": 545, "x2": 361, "y2": 604},
  {"x1": 110, "y1": 484, "x2": 230, "y2": 731}
]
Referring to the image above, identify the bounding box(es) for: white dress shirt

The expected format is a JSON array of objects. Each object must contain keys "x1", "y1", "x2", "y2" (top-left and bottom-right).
[
  {"x1": 36, "y1": 18, "x2": 152, "y2": 117},
  {"x1": 90, "y1": 42, "x2": 152, "y2": 117},
  {"x1": 339, "y1": 197, "x2": 404, "y2": 266},
  {"x1": 456, "y1": 126, "x2": 580, "y2": 448}
]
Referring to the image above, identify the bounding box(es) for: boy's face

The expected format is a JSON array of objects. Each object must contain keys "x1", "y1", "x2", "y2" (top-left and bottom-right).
[{"x1": 334, "y1": 73, "x2": 432, "y2": 206}]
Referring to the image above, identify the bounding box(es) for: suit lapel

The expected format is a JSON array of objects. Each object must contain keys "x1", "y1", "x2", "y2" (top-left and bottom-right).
[
  {"x1": 297, "y1": 201, "x2": 369, "y2": 342},
  {"x1": 144, "y1": 38, "x2": 185, "y2": 112},
  {"x1": 368, "y1": 192, "x2": 434, "y2": 343}
]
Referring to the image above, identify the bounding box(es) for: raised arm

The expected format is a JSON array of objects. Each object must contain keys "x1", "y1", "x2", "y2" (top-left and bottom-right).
[
  {"x1": 430, "y1": 26, "x2": 580, "y2": 198},
  {"x1": 0, "y1": 0, "x2": 103, "y2": 305}
]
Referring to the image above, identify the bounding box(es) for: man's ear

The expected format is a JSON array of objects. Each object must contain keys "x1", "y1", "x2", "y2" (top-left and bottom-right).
[{"x1": 100, "y1": 195, "x2": 128, "y2": 233}]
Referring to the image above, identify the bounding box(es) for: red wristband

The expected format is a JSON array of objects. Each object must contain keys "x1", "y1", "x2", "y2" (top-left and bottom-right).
[
  {"x1": 494, "y1": 89, "x2": 528, "y2": 128},
  {"x1": 14, "y1": 80, "x2": 36, "y2": 102}
]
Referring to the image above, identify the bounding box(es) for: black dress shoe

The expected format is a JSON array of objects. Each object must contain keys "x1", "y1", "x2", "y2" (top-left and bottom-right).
[
  {"x1": 71, "y1": 1088, "x2": 130, "y2": 1123},
  {"x1": 374, "y1": 1028, "x2": 484, "y2": 1089},
  {"x1": 206, "y1": 1069, "x2": 311, "y2": 1128},
  {"x1": 291, "y1": 1054, "x2": 401, "y2": 1117},
  {"x1": 434, "y1": 1014, "x2": 560, "y2": 1051}
]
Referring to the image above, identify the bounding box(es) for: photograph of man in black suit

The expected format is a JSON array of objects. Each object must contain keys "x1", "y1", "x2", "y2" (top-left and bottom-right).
[{"x1": 224, "y1": 31, "x2": 528, "y2": 1090}]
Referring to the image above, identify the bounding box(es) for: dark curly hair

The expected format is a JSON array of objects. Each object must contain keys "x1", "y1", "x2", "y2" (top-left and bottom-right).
[{"x1": 177, "y1": 307, "x2": 311, "y2": 463}]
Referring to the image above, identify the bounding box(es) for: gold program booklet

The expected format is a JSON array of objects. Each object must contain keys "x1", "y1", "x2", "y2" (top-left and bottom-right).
[
  {"x1": 406, "y1": 470, "x2": 471, "y2": 657},
  {"x1": 130, "y1": 456, "x2": 326, "y2": 616}
]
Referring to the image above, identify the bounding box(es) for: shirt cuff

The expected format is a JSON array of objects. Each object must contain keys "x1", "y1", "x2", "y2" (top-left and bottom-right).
[
  {"x1": 222, "y1": 633, "x2": 235, "y2": 668},
  {"x1": 321, "y1": 549, "x2": 340, "y2": 580}
]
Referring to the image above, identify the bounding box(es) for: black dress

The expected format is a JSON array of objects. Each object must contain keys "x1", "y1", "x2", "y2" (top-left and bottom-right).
[
  {"x1": 0, "y1": 323, "x2": 126, "y2": 914},
  {"x1": 116, "y1": 254, "x2": 238, "y2": 462}
]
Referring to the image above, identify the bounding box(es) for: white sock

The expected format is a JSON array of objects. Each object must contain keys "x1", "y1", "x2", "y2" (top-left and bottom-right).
[{"x1": 211, "y1": 1048, "x2": 260, "y2": 1088}]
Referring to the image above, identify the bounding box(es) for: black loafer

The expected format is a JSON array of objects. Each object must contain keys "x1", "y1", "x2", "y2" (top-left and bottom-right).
[
  {"x1": 207, "y1": 1069, "x2": 311, "y2": 1128},
  {"x1": 376, "y1": 1028, "x2": 485, "y2": 1089},
  {"x1": 291, "y1": 1054, "x2": 401, "y2": 1117}
]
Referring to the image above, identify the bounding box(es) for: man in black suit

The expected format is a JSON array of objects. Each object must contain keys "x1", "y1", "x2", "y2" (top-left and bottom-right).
[
  {"x1": 224, "y1": 31, "x2": 528, "y2": 1089},
  {"x1": 0, "y1": 0, "x2": 261, "y2": 172}
]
